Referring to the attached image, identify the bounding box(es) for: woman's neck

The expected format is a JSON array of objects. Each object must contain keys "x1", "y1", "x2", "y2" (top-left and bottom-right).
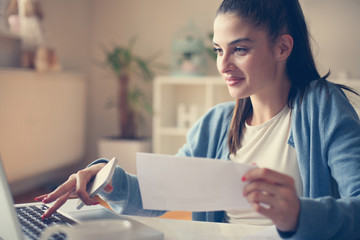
[{"x1": 247, "y1": 80, "x2": 291, "y2": 126}]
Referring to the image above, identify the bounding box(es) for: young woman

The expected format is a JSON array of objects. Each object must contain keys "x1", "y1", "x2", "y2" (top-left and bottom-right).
[{"x1": 37, "y1": 0, "x2": 360, "y2": 239}]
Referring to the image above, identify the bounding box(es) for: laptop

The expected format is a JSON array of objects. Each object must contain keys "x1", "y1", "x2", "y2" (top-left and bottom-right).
[{"x1": 0, "y1": 156, "x2": 164, "y2": 240}]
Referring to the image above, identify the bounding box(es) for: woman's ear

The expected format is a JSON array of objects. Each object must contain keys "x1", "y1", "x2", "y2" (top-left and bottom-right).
[{"x1": 276, "y1": 34, "x2": 293, "y2": 61}]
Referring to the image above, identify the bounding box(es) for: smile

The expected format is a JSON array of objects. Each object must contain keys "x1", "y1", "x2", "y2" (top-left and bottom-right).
[{"x1": 225, "y1": 76, "x2": 245, "y2": 87}]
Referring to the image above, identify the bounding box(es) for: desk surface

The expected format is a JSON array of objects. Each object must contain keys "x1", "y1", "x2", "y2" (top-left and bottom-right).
[{"x1": 59, "y1": 199, "x2": 280, "y2": 240}]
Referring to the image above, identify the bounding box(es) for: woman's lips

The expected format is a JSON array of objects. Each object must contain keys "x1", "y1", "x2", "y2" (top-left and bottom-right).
[{"x1": 225, "y1": 77, "x2": 245, "y2": 87}]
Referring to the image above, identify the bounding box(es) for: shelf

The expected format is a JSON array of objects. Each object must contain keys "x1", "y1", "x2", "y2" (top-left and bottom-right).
[
  {"x1": 0, "y1": 29, "x2": 21, "y2": 39},
  {"x1": 153, "y1": 75, "x2": 234, "y2": 154}
]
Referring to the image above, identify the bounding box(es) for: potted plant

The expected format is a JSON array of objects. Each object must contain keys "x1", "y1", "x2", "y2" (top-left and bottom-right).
[{"x1": 98, "y1": 38, "x2": 162, "y2": 173}]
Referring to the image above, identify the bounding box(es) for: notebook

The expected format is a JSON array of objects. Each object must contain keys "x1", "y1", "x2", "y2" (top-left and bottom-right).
[{"x1": 0, "y1": 156, "x2": 163, "y2": 240}]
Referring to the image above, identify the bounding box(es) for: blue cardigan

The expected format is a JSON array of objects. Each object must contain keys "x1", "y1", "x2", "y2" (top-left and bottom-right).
[{"x1": 96, "y1": 80, "x2": 360, "y2": 239}]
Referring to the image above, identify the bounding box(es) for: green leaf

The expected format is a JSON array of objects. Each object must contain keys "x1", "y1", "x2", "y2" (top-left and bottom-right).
[{"x1": 97, "y1": 37, "x2": 165, "y2": 138}]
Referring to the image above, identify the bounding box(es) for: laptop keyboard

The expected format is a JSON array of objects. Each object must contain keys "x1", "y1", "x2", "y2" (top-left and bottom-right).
[{"x1": 16, "y1": 205, "x2": 75, "y2": 240}]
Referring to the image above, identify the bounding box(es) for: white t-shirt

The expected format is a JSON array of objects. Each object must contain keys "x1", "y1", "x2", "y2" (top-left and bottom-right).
[{"x1": 225, "y1": 105, "x2": 302, "y2": 229}]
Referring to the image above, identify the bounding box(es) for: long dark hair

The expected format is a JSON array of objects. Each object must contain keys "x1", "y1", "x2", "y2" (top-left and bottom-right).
[{"x1": 217, "y1": 0, "x2": 357, "y2": 154}]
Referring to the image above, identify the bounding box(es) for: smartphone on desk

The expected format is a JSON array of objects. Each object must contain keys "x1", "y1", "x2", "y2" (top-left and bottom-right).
[{"x1": 76, "y1": 157, "x2": 118, "y2": 210}]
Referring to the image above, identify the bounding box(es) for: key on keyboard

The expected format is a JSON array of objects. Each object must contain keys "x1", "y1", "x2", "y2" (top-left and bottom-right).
[{"x1": 16, "y1": 205, "x2": 75, "y2": 240}]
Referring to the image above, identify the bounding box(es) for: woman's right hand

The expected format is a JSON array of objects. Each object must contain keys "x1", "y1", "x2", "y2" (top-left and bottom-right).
[{"x1": 35, "y1": 163, "x2": 113, "y2": 218}]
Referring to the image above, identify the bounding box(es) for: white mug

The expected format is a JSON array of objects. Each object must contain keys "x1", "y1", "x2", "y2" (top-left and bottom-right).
[{"x1": 40, "y1": 219, "x2": 132, "y2": 240}]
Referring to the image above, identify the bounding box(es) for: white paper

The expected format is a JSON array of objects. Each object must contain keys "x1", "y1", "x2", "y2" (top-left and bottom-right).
[{"x1": 136, "y1": 152, "x2": 257, "y2": 212}]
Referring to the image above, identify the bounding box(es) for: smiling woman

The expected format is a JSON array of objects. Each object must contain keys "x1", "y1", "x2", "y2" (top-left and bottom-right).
[
  {"x1": 211, "y1": 0, "x2": 360, "y2": 238},
  {"x1": 33, "y1": 1, "x2": 360, "y2": 239},
  {"x1": 213, "y1": 13, "x2": 292, "y2": 112}
]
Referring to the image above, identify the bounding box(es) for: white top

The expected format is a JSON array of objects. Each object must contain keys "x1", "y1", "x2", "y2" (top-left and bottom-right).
[{"x1": 225, "y1": 105, "x2": 302, "y2": 228}]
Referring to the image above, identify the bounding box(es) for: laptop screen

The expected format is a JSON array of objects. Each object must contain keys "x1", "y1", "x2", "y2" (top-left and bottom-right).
[{"x1": 0, "y1": 156, "x2": 23, "y2": 240}]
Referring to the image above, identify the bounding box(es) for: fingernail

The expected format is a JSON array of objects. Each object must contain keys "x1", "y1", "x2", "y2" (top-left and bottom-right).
[
  {"x1": 93, "y1": 202, "x2": 100, "y2": 205},
  {"x1": 34, "y1": 197, "x2": 40, "y2": 201},
  {"x1": 242, "y1": 176, "x2": 246, "y2": 182},
  {"x1": 41, "y1": 214, "x2": 46, "y2": 219}
]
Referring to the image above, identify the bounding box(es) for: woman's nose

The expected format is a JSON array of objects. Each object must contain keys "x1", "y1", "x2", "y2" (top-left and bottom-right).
[{"x1": 217, "y1": 54, "x2": 234, "y2": 74}]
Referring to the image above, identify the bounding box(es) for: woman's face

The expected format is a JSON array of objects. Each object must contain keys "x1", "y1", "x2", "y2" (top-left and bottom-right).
[{"x1": 213, "y1": 13, "x2": 285, "y2": 100}]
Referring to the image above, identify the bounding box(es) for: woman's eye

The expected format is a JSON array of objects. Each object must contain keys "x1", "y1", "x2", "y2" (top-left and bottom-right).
[
  {"x1": 234, "y1": 47, "x2": 248, "y2": 56},
  {"x1": 213, "y1": 48, "x2": 223, "y2": 56}
]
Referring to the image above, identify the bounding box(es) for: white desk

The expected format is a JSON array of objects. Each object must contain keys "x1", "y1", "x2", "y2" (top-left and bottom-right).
[
  {"x1": 58, "y1": 199, "x2": 280, "y2": 240},
  {"x1": 128, "y1": 216, "x2": 280, "y2": 240}
]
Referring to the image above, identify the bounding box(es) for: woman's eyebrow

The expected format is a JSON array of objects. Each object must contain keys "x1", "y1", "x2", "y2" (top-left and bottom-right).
[{"x1": 213, "y1": 38, "x2": 254, "y2": 46}]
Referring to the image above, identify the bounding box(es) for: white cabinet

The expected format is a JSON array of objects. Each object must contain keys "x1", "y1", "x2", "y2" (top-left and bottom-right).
[{"x1": 152, "y1": 76, "x2": 234, "y2": 154}]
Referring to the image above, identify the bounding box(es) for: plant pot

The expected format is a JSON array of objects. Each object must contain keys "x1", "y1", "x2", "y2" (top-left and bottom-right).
[{"x1": 98, "y1": 137, "x2": 151, "y2": 174}]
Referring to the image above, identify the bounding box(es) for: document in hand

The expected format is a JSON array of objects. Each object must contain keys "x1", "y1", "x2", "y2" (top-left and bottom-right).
[{"x1": 136, "y1": 153, "x2": 257, "y2": 212}]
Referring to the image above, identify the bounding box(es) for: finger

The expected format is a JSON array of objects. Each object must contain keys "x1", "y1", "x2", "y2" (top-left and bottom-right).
[
  {"x1": 103, "y1": 183, "x2": 114, "y2": 194},
  {"x1": 247, "y1": 192, "x2": 282, "y2": 226},
  {"x1": 74, "y1": 164, "x2": 108, "y2": 205},
  {"x1": 244, "y1": 180, "x2": 300, "y2": 232},
  {"x1": 243, "y1": 168, "x2": 295, "y2": 187},
  {"x1": 246, "y1": 187, "x2": 274, "y2": 207},
  {"x1": 42, "y1": 175, "x2": 77, "y2": 203},
  {"x1": 75, "y1": 170, "x2": 98, "y2": 205},
  {"x1": 243, "y1": 180, "x2": 277, "y2": 198},
  {"x1": 244, "y1": 177, "x2": 297, "y2": 211},
  {"x1": 249, "y1": 192, "x2": 300, "y2": 232},
  {"x1": 250, "y1": 202, "x2": 273, "y2": 217},
  {"x1": 42, "y1": 192, "x2": 71, "y2": 218},
  {"x1": 34, "y1": 194, "x2": 48, "y2": 202}
]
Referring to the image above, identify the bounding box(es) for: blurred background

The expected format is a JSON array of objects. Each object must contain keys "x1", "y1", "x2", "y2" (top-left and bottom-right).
[{"x1": 0, "y1": 0, "x2": 359, "y2": 200}]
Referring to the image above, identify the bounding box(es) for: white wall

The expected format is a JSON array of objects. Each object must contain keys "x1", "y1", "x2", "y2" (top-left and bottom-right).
[
  {"x1": 300, "y1": 0, "x2": 360, "y2": 79},
  {"x1": 87, "y1": 0, "x2": 220, "y2": 162},
  {"x1": 41, "y1": 0, "x2": 92, "y2": 73},
  {"x1": 40, "y1": 0, "x2": 360, "y2": 164}
]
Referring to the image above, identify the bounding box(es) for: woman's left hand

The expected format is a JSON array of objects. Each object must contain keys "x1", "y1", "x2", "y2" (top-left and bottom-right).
[{"x1": 242, "y1": 168, "x2": 300, "y2": 232}]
